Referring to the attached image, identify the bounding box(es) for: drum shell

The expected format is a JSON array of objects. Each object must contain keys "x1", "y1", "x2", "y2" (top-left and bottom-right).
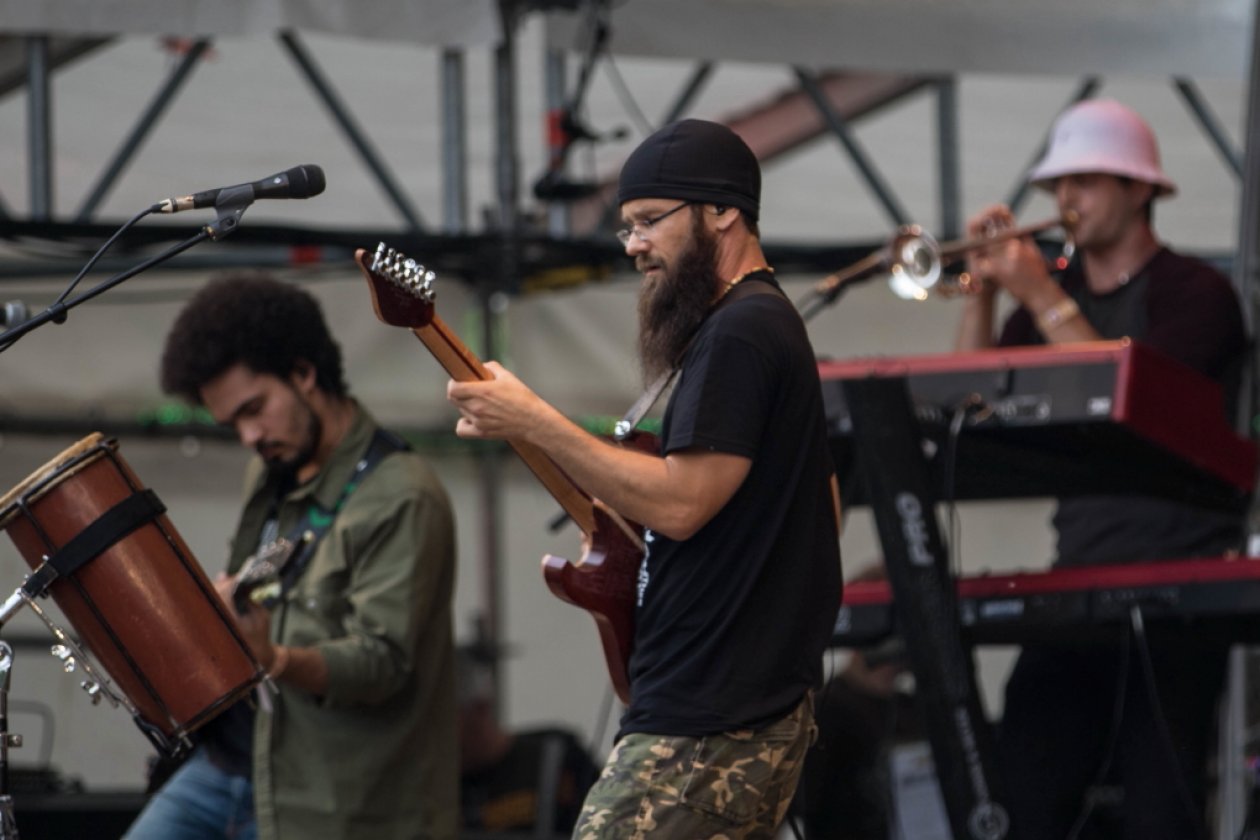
[{"x1": 0, "y1": 436, "x2": 261, "y2": 746}]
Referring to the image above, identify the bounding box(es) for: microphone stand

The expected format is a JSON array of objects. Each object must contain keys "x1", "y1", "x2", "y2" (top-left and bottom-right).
[
  {"x1": 0, "y1": 642, "x2": 19, "y2": 839},
  {"x1": 0, "y1": 231, "x2": 210, "y2": 352},
  {"x1": 795, "y1": 245, "x2": 893, "y2": 322},
  {"x1": 0, "y1": 193, "x2": 248, "y2": 354}
]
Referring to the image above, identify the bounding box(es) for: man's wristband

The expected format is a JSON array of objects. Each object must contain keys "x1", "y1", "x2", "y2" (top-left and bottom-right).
[{"x1": 1036, "y1": 297, "x2": 1081, "y2": 333}]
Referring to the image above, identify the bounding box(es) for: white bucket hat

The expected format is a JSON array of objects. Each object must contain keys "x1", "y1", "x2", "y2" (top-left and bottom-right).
[{"x1": 1028, "y1": 99, "x2": 1177, "y2": 197}]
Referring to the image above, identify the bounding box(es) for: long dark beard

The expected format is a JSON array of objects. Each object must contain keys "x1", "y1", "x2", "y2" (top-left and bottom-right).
[{"x1": 636, "y1": 216, "x2": 721, "y2": 383}]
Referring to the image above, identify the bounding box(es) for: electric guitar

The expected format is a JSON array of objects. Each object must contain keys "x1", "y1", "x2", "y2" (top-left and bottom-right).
[
  {"x1": 230, "y1": 533, "x2": 310, "y2": 613},
  {"x1": 354, "y1": 243, "x2": 645, "y2": 703}
]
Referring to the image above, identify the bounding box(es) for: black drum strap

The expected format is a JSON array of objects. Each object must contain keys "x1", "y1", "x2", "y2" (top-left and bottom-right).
[{"x1": 22, "y1": 489, "x2": 166, "y2": 598}]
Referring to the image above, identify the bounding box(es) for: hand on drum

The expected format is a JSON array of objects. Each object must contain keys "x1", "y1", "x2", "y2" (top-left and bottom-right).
[{"x1": 215, "y1": 572, "x2": 278, "y2": 671}]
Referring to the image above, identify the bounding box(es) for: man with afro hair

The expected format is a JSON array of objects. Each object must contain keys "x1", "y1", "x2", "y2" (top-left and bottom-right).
[{"x1": 126, "y1": 272, "x2": 458, "y2": 840}]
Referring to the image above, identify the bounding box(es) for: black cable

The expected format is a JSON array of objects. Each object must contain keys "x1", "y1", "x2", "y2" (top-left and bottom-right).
[
  {"x1": 53, "y1": 205, "x2": 157, "y2": 306},
  {"x1": 943, "y1": 395, "x2": 985, "y2": 576},
  {"x1": 0, "y1": 205, "x2": 160, "y2": 353},
  {"x1": 785, "y1": 650, "x2": 844, "y2": 840},
  {"x1": 566, "y1": 0, "x2": 609, "y2": 122},
  {"x1": 1064, "y1": 631, "x2": 1132, "y2": 840},
  {"x1": 1127, "y1": 606, "x2": 1210, "y2": 840},
  {"x1": 537, "y1": 0, "x2": 626, "y2": 202}
]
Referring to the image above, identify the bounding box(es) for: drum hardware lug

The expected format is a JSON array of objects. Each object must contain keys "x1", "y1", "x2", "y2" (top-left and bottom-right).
[
  {"x1": 24, "y1": 594, "x2": 133, "y2": 716},
  {"x1": 81, "y1": 681, "x2": 104, "y2": 705},
  {"x1": 50, "y1": 644, "x2": 77, "y2": 673},
  {"x1": 4, "y1": 735, "x2": 20, "y2": 749}
]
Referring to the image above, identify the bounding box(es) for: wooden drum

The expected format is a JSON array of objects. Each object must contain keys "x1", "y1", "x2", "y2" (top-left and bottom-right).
[{"x1": 0, "y1": 433, "x2": 262, "y2": 754}]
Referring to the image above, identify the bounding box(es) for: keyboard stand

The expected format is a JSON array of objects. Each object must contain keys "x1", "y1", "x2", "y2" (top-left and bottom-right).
[{"x1": 842, "y1": 375, "x2": 1014, "y2": 840}]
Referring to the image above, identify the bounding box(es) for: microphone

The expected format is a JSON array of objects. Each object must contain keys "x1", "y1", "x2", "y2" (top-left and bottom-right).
[{"x1": 155, "y1": 164, "x2": 326, "y2": 213}]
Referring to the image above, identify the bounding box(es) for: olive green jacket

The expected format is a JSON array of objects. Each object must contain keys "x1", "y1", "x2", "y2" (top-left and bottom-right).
[{"x1": 227, "y1": 405, "x2": 458, "y2": 840}]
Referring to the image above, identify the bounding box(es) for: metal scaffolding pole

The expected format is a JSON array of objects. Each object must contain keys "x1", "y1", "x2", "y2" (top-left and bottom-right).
[
  {"x1": 75, "y1": 40, "x2": 211, "y2": 222},
  {"x1": 26, "y1": 36, "x2": 53, "y2": 221},
  {"x1": 477, "y1": 0, "x2": 525, "y2": 712},
  {"x1": 278, "y1": 30, "x2": 425, "y2": 232},
  {"x1": 794, "y1": 66, "x2": 911, "y2": 227},
  {"x1": 442, "y1": 49, "x2": 469, "y2": 234},
  {"x1": 936, "y1": 76, "x2": 961, "y2": 239},
  {"x1": 544, "y1": 47, "x2": 569, "y2": 237}
]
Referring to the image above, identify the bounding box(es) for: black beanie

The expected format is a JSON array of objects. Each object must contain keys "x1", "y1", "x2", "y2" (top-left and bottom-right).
[{"x1": 617, "y1": 119, "x2": 760, "y2": 220}]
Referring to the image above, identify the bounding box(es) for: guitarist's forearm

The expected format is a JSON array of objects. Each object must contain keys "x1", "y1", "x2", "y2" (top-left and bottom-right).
[
  {"x1": 264, "y1": 643, "x2": 330, "y2": 696},
  {"x1": 523, "y1": 409, "x2": 748, "y2": 541},
  {"x1": 449, "y1": 362, "x2": 747, "y2": 539}
]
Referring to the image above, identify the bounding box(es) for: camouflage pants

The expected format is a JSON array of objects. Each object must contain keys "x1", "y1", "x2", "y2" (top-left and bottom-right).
[{"x1": 572, "y1": 694, "x2": 816, "y2": 839}]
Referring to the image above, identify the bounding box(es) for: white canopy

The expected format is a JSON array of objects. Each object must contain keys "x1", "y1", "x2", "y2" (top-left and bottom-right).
[
  {"x1": 2, "y1": 0, "x2": 1253, "y2": 78},
  {"x1": 547, "y1": 0, "x2": 1255, "y2": 78},
  {"x1": 0, "y1": 0, "x2": 500, "y2": 46}
]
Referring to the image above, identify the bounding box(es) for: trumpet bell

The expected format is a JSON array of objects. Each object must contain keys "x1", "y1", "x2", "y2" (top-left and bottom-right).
[{"x1": 887, "y1": 225, "x2": 942, "y2": 301}]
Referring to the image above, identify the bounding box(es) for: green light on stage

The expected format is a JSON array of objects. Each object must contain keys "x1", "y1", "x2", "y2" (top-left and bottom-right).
[
  {"x1": 578, "y1": 416, "x2": 661, "y2": 437},
  {"x1": 142, "y1": 404, "x2": 215, "y2": 427}
]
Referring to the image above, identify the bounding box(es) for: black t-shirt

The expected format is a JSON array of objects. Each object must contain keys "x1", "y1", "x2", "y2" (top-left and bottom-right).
[
  {"x1": 999, "y1": 248, "x2": 1247, "y2": 565},
  {"x1": 618, "y1": 274, "x2": 843, "y2": 738}
]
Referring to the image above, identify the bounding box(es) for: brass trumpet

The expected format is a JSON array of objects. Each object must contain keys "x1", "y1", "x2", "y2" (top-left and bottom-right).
[
  {"x1": 796, "y1": 212, "x2": 1077, "y2": 320},
  {"x1": 886, "y1": 211, "x2": 1078, "y2": 301}
]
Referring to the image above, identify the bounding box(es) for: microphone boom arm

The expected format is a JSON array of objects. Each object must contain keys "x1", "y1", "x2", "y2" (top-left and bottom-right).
[
  {"x1": 795, "y1": 246, "x2": 892, "y2": 322},
  {"x1": 0, "y1": 230, "x2": 211, "y2": 353}
]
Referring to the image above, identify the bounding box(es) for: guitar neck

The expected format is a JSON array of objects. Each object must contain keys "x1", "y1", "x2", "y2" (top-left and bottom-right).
[{"x1": 413, "y1": 316, "x2": 599, "y2": 535}]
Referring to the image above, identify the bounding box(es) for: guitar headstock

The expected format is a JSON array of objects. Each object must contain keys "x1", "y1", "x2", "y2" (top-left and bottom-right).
[{"x1": 355, "y1": 242, "x2": 438, "y2": 328}]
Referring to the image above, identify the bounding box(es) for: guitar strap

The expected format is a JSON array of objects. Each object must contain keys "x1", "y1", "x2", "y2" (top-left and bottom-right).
[
  {"x1": 270, "y1": 427, "x2": 410, "y2": 602},
  {"x1": 613, "y1": 274, "x2": 781, "y2": 441}
]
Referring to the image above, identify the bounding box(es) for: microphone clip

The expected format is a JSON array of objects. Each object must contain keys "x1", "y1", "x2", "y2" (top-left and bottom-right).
[{"x1": 201, "y1": 184, "x2": 255, "y2": 240}]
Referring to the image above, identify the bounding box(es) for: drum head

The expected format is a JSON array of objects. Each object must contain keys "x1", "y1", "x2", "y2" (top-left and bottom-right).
[{"x1": 0, "y1": 432, "x2": 110, "y2": 528}]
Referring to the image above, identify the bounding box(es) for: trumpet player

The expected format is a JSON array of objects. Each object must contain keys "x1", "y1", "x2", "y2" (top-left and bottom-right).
[{"x1": 955, "y1": 99, "x2": 1246, "y2": 840}]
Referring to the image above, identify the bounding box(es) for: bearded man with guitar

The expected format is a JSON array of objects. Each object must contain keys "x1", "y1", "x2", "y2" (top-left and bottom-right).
[
  {"x1": 448, "y1": 119, "x2": 843, "y2": 839},
  {"x1": 126, "y1": 274, "x2": 459, "y2": 840}
]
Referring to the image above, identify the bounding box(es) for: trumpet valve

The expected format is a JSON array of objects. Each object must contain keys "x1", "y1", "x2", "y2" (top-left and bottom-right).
[{"x1": 952, "y1": 271, "x2": 986, "y2": 296}]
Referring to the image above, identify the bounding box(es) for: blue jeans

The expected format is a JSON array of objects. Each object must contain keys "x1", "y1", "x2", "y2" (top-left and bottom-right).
[{"x1": 124, "y1": 748, "x2": 256, "y2": 840}]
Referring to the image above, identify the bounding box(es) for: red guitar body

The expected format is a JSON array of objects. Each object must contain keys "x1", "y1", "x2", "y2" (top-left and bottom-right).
[{"x1": 543, "y1": 504, "x2": 644, "y2": 704}]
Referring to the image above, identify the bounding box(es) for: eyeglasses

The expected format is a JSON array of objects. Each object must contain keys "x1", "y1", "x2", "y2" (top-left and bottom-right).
[{"x1": 616, "y1": 201, "x2": 692, "y2": 246}]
